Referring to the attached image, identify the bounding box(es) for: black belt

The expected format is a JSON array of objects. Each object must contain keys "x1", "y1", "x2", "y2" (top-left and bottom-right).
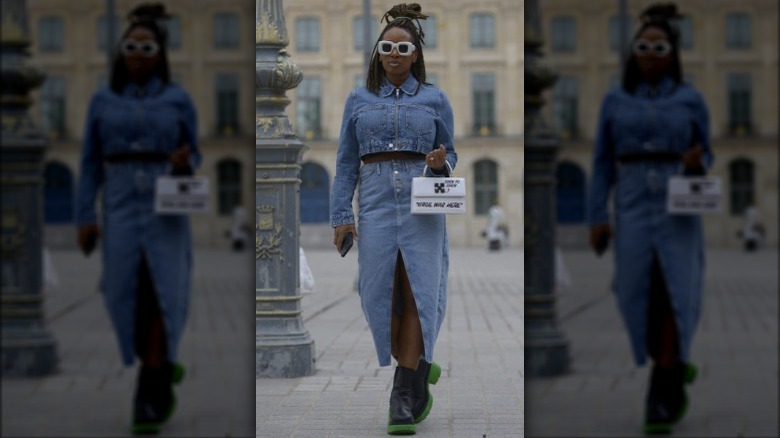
[
  {"x1": 104, "y1": 151, "x2": 170, "y2": 163},
  {"x1": 616, "y1": 151, "x2": 681, "y2": 164}
]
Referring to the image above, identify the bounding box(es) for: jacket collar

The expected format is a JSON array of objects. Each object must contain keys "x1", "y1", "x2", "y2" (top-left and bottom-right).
[
  {"x1": 380, "y1": 75, "x2": 421, "y2": 97},
  {"x1": 636, "y1": 75, "x2": 678, "y2": 99},
  {"x1": 122, "y1": 75, "x2": 165, "y2": 98}
]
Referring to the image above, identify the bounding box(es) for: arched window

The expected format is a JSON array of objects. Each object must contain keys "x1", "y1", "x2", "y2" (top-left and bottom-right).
[
  {"x1": 217, "y1": 159, "x2": 242, "y2": 215},
  {"x1": 729, "y1": 158, "x2": 754, "y2": 215},
  {"x1": 556, "y1": 161, "x2": 586, "y2": 223},
  {"x1": 300, "y1": 162, "x2": 330, "y2": 223},
  {"x1": 44, "y1": 161, "x2": 74, "y2": 223},
  {"x1": 473, "y1": 159, "x2": 498, "y2": 215}
]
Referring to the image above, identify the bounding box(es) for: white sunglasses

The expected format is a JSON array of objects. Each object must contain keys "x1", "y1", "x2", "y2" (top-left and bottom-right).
[
  {"x1": 377, "y1": 40, "x2": 416, "y2": 56},
  {"x1": 120, "y1": 39, "x2": 160, "y2": 57},
  {"x1": 632, "y1": 39, "x2": 672, "y2": 57}
]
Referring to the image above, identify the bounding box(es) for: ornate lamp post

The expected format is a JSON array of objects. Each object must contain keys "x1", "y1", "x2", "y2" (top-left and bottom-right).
[
  {"x1": 255, "y1": 0, "x2": 315, "y2": 378},
  {"x1": 523, "y1": 0, "x2": 570, "y2": 377},
  {"x1": 1, "y1": 0, "x2": 59, "y2": 376}
]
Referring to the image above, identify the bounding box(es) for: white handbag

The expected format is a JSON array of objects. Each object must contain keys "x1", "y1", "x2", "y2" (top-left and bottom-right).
[
  {"x1": 666, "y1": 175, "x2": 722, "y2": 214},
  {"x1": 411, "y1": 162, "x2": 466, "y2": 214},
  {"x1": 154, "y1": 175, "x2": 210, "y2": 214}
]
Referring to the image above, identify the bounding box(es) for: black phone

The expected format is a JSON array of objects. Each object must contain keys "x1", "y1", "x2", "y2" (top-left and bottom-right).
[
  {"x1": 340, "y1": 233, "x2": 354, "y2": 257},
  {"x1": 595, "y1": 232, "x2": 608, "y2": 257},
  {"x1": 83, "y1": 232, "x2": 97, "y2": 257}
]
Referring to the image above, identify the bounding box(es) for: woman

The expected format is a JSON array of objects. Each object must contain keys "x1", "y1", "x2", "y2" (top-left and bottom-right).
[
  {"x1": 330, "y1": 3, "x2": 455, "y2": 435},
  {"x1": 75, "y1": 3, "x2": 199, "y2": 434},
  {"x1": 587, "y1": 3, "x2": 712, "y2": 434}
]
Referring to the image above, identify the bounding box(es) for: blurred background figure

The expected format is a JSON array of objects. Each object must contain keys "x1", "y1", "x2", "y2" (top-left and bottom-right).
[
  {"x1": 483, "y1": 201, "x2": 509, "y2": 251},
  {"x1": 229, "y1": 204, "x2": 249, "y2": 251},
  {"x1": 737, "y1": 204, "x2": 765, "y2": 252}
]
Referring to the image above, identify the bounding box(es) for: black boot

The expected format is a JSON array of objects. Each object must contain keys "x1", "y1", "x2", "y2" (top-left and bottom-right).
[
  {"x1": 387, "y1": 366, "x2": 416, "y2": 435},
  {"x1": 644, "y1": 366, "x2": 676, "y2": 434},
  {"x1": 411, "y1": 356, "x2": 441, "y2": 423},
  {"x1": 670, "y1": 361, "x2": 696, "y2": 423},
  {"x1": 132, "y1": 364, "x2": 177, "y2": 434}
]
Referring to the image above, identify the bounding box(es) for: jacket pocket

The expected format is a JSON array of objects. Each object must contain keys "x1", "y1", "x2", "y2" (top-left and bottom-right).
[
  {"x1": 356, "y1": 104, "x2": 388, "y2": 136},
  {"x1": 404, "y1": 105, "x2": 436, "y2": 136}
]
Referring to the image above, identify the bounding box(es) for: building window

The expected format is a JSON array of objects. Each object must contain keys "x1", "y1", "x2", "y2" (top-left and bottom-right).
[
  {"x1": 353, "y1": 16, "x2": 378, "y2": 51},
  {"x1": 472, "y1": 73, "x2": 495, "y2": 136},
  {"x1": 216, "y1": 73, "x2": 239, "y2": 136},
  {"x1": 552, "y1": 76, "x2": 578, "y2": 139},
  {"x1": 217, "y1": 159, "x2": 242, "y2": 215},
  {"x1": 679, "y1": 15, "x2": 693, "y2": 49},
  {"x1": 726, "y1": 13, "x2": 751, "y2": 49},
  {"x1": 43, "y1": 162, "x2": 74, "y2": 224},
  {"x1": 295, "y1": 76, "x2": 321, "y2": 140},
  {"x1": 420, "y1": 15, "x2": 437, "y2": 48},
  {"x1": 300, "y1": 162, "x2": 330, "y2": 223},
  {"x1": 97, "y1": 14, "x2": 121, "y2": 52},
  {"x1": 550, "y1": 16, "x2": 576, "y2": 52},
  {"x1": 39, "y1": 16, "x2": 64, "y2": 52},
  {"x1": 40, "y1": 75, "x2": 66, "y2": 140},
  {"x1": 167, "y1": 15, "x2": 181, "y2": 49},
  {"x1": 728, "y1": 73, "x2": 752, "y2": 136},
  {"x1": 729, "y1": 158, "x2": 754, "y2": 215},
  {"x1": 295, "y1": 17, "x2": 320, "y2": 52},
  {"x1": 214, "y1": 12, "x2": 239, "y2": 49},
  {"x1": 609, "y1": 15, "x2": 633, "y2": 52},
  {"x1": 474, "y1": 159, "x2": 498, "y2": 216},
  {"x1": 469, "y1": 13, "x2": 495, "y2": 48}
]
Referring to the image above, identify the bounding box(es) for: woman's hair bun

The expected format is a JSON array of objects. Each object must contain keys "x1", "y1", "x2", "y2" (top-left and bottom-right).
[
  {"x1": 384, "y1": 3, "x2": 428, "y2": 22},
  {"x1": 640, "y1": 2, "x2": 681, "y2": 23},
  {"x1": 128, "y1": 2, "x2": 169, "y2": 22}
]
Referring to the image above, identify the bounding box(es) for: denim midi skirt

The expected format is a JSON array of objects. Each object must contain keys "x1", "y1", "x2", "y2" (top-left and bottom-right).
[{"x1": 357, "y1": 158, "x2": 448, "y2": 367}]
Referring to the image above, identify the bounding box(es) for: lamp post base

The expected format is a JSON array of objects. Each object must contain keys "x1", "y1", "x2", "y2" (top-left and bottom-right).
[
  {"x1": 525, "y1": 334, "x2": 570, "y2": 377},
  {"x1": 2, "y1": 332, "x2": 58, "y2": 377},
  {"x1": 256, "y1": 339, "x2": 315, "y2": 378}
]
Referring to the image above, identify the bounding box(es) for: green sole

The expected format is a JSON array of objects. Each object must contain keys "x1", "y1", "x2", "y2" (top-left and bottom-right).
[
  {"x1": 172, "y1": 363, "x2": 185, "y2": 384},
  {"x1": 132, "y1": 422, "x2": 161, "y2": 435},
  {"x1": 413, "y1": 394, "x2": 433, "y2": 423},
  {"x1": 684, "y1": 363, "x2": 697, "y2": 384},
  {"x1": 643, "y1": 422, "x2": 672, "y2": 434},
  {"x1": 387, "y1": 423, "x2": 416, "y2": 435}
]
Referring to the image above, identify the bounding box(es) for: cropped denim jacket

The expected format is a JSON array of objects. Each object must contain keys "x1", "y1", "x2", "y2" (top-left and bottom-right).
[{"x1": 330, "y1": 75, "x2": 457, "y2": 227}]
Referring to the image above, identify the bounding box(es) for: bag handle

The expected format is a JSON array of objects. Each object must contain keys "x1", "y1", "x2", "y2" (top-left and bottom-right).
[{"x1": 421, "y1": 160, "x2": 454, "y2": 177}]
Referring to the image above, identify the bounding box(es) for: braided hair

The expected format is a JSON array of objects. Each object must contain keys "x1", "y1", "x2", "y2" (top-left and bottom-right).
[
  {"x1": 621, "y1": 2, "x2": 684, "y2": 94},
  {"x1": 109, "y1": 2, "x2": 171, "y2": 93},
  {"x1": 366, "y1": 3, "x2": 428, "y2": 94}
]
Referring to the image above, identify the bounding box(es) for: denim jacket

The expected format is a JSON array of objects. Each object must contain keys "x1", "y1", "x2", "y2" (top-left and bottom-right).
[{"x1": 330, "y1": 75, "x2": 457, "y2": 227}]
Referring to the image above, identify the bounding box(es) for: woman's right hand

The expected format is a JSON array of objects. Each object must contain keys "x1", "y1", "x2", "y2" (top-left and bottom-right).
[
  {"x1": 589, "y1": 223, "x2": 612, "y2": 256},
  {"x1": 333, "y1": 224, "x2": 358, "y2": 254},
  {"x1": 78, "y1": 223, "x2": 100, "y2": 256}
]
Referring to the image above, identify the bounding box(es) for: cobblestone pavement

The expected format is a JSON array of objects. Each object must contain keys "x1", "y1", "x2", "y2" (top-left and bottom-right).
[
  {"x1": 526, "y1": 248, "x2": 778, "y2": 437},
  {"x1": 256, "y1": 246, "x2": 524, "y2": 438},
  {"x1": 1, "y1": 247, "x2": 256, "y2": 437}
]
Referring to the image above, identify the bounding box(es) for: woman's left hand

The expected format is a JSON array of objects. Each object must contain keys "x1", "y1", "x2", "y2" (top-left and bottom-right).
[
  {"x1": 682, "y1": 144, "x2": 703, "y2": 170},
  {"x1": 170, "y1": 145, "x2": 190, "y2": 171},
  {"x1": 425, "y1": 145, "x2": 447, "y2": 172}
]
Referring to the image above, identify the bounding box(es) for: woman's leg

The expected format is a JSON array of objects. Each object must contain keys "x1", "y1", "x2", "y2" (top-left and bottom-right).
[
  {"x1": 394, "y1": 252, "x2": 424, "y2": 370},
  {"x1": 135, "y1": 257, "x2": 168, "y2": 366}
]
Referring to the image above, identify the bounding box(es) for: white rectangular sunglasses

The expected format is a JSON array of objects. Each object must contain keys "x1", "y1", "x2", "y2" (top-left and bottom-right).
[{"x1": 377, "y1": 40, "x2": 416, "y2": 56}]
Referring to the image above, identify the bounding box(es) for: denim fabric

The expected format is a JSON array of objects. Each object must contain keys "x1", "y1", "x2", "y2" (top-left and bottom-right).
[
  {"x1": 587, "y1": 76, "x2": 712, "y2": 366},
  {"x1": 330, "y1": 75, "x2": 457, "y2": 228},
  {"x1": 75, "y1": 76, "x2": 201, "y2": 366},
  {"x1": 331, "y1": 75, "x2": 455, "y2": 367}
]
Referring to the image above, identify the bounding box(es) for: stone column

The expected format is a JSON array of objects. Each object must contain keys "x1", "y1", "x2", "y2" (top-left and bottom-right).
[
  {"x1": 1, "y1": 0, "x2": 59, "y2": 376},
  {"x1": 255, "y1": 0, "x2": 315, "y2": 378},
  {"x1": 523, "y1": 0, "x2": 570, "y2": 377}
]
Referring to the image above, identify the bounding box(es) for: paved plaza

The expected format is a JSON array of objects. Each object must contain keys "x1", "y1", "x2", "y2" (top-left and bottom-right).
[
  {"x1": 526, "y1": 248, "x2": 778, "y2": 437},
  {"x1": 256, "y1": 247, "x2": 525, "y2": 438},
  {"x1": 2, "y1": 242, "x2": 775, "y2": 438}
]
